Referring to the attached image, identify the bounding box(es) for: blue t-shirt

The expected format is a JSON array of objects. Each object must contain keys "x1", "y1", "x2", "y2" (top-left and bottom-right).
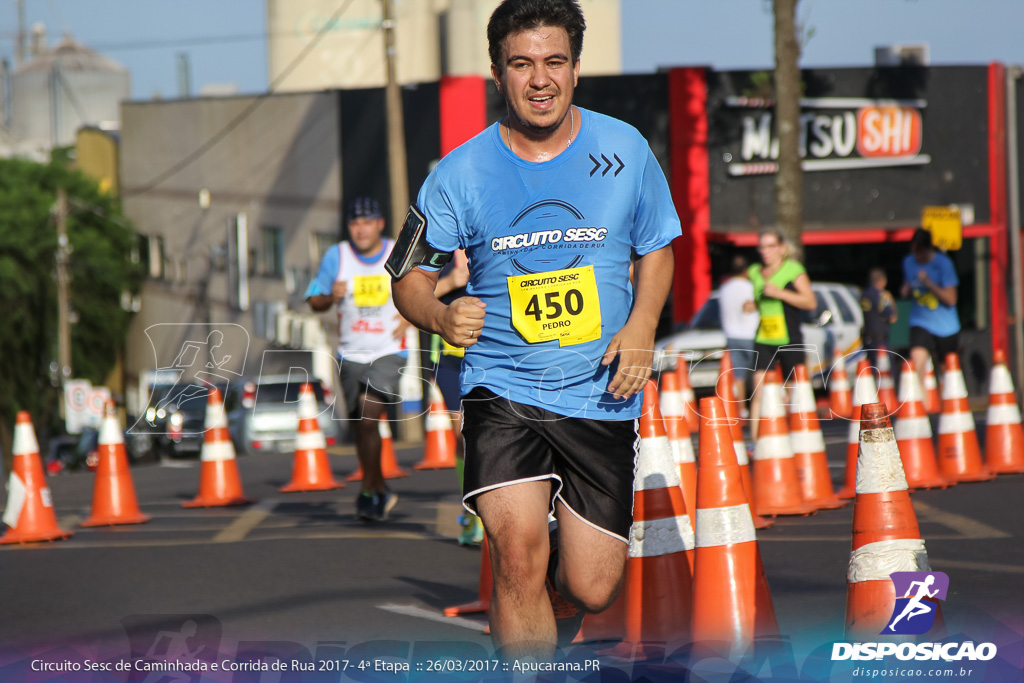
[
  {"x1": 416, "y1": 108, "x2": 681, "y2": 420},
  {"x1": 903, "y1": 251, "x2": 960, "y2": 337}
]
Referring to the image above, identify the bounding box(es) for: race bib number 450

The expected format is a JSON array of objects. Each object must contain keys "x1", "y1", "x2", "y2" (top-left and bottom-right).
[{"x1": 507, "y1": 266, "x2": 601, "y2": 346}]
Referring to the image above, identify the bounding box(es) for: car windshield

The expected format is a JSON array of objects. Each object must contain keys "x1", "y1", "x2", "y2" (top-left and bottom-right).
[
  {"x1": 255, "y1": 381, "x2": 324, "y2": 404},
  {"x1": 689, "y1": 298, "x2": 722, "y2": 330},
  {"x1": 148, "y1": 384, "x2": 226, "y2": 412}
]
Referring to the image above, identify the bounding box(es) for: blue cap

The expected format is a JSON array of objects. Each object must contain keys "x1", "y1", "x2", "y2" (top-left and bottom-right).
[{"x1": 346, "y1": 197, "x2": 382, "y2": 222}]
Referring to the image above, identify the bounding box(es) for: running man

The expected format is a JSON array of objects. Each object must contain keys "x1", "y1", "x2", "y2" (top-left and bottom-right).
[
  {"x1": 390, "y1": 0, "x2": 680, "y2": 659},
  {"x1": 889, "y1": 574, "x2": 940, "y2": 632}
]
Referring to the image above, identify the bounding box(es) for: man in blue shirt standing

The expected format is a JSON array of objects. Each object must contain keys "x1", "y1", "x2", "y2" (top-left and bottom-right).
[
  {"x1": 901, "y1": 228, "x2": 960, "y2": 387},
  {"x1": 391, "y1": 0, "x2": 680, "y2": 660}
]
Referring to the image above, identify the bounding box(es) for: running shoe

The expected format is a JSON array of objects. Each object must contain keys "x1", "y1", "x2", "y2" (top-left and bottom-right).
[
  {"x1": 355, "y1": 492, "x2": 376, "y2": 521},
  {"x1": 373, "y1": 489, "x2": 398, "y2": 521},
  {"x1": 545, "y1": 528, "x2": 584, "y2": 647}
]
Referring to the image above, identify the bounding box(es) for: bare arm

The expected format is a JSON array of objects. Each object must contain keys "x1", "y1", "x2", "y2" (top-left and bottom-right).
[
  {"x1": 918, "y1": 270, "x2": 957, "y2": 307},
  {"x1": 603, "y1": 245, "x2": 675, "y2": 399},
  {"x1": 307, "y1": 281, "x2": 348, "y2": 312},
  {"x1": 392, "y1": 268, "x2": 485, "y2": 348},
  {"x1": 763, "y1": 273, "x2": 816, "y2": 311}
]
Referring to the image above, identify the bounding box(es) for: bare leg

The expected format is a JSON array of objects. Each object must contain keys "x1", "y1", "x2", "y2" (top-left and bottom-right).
[
  {"x1": 354, "y1": 392, "x2": 384, "y2": 494},
  {"x1": 553, "y1": 498, "x2": 627, "y2": 613},
  {"x1": 476, "y1": 481, "x2": 554, "y2": 660}
]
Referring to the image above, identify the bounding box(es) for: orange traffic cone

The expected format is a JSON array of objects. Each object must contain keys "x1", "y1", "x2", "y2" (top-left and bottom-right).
[
  {"x1": 875, "y1": 347, "x2": 899, "y2": 416},
  {"x1": 673, "y1": 354, "x2": 700, "y2": 434},
  {"x1": 751, "y1": 367, "x2": 817, "y2": 516},
  {"x1": 985, "y1": 349, "x2": 1024, "y2": 474},
  {"x1": 894, "y1": 360, "x2": 949, "y2": 490},
  {"x1": 845, "y1": 403, "x2": 940, "y2": 640},
  {"x1": 81, "y1": 402, "x2": 151, "y2": 526},
  {"x1": 717, "y1": 353, "x2": 773, "y2": 530},
  {"x1": 837, "y1": 360, "x2": 880, "y2": 499},
  {"x1": 829, "y1": 350, "x2": 853, "y2": 419},
  {"x1": 444, "y1": 535, "x2": 493, "y2": 616},
  {"x1": 922, "y1": 357, "x2": 941, "y2": 415},
  {"x1": 182, "y1": 388, "x2": 254, "y2": 508},
  {"x1": 281, "y1": 383, "x2": 345, "y2": 492},
  {"x1": 414, "y1": 383, "x2": 457, "y2": 470},
  {"x1": 789, "y1": 364, "x2": 847, "y2": 510},
  {"x1": 607, "y1": 380, "x2": 695, "y2": 659},
  {"x1": 936, "y1": 353, "x2": 994, "y2": 483},
  {"x1": 0, "y1": 412, "x2": 73, "y2": 544},
  {"x1": 660, "y1": 369, "x2": 697, "y2": 518},
  {"x1": 347, "y1": 416, "x2": 410, "y2": 481},
  {"x1": 692, "y1": 396, "x2": 777, "y2": 654}
]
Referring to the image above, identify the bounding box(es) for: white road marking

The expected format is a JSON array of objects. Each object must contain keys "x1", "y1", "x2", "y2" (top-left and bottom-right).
[{"x1": 377, "y1": 603, "x2": 487, "y2": 632}]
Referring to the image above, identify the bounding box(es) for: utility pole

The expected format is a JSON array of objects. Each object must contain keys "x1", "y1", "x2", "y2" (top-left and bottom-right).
[
  {"x1": 381, "y1": 0, "x2": 409, "y2": 236},
  {"x1": 55, "y1": 187, "x2": 72, "y2": 387},
  {"x1": 773, "y1": 0, "x2": 804, "y2": 261},
  {"x1": 14, "y1": 0, "x2": 26, "y2": 65}
]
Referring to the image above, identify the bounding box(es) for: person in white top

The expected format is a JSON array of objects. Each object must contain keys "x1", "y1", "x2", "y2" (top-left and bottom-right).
[
  {"x1": 306, "y1": 197, "x2": 409, "y2": 522},
  {"x1": 719, "y1": 254, "x2": 760, "y2": 410}
]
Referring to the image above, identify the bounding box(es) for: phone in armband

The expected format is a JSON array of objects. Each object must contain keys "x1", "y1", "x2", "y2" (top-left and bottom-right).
[{"x1": 385, "y1": 205, "x2": 453, "y2": 279}]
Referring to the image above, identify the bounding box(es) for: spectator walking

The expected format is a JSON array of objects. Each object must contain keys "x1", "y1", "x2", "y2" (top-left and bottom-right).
[
  {"x1": 719, "y1": 254, "x2": 759, "y2": 414},
  {"x1": 860, "y1": 267, "x2": 898, "y2": 365},
  {"x1": 900, "y1": 228, "x2": 960, "y2": 388},
  {"x1": 745, "y1": 228, "x2": 817, "y2": 438}
]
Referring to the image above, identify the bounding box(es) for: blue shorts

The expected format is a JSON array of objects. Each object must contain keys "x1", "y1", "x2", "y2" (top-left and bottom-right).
[{"x1": 726, "y1": 338, "x2": 756, "y2": 381}]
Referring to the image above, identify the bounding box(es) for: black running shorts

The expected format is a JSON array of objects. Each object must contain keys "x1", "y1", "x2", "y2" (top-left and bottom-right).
[{"x1": 460, "y1": 387, "x2": 639, "y2": 542}]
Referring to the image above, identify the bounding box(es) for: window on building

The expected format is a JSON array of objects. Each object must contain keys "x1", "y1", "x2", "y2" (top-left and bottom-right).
[{"x1": 262, "y1": 226, "x2": 284, "y2": 278}]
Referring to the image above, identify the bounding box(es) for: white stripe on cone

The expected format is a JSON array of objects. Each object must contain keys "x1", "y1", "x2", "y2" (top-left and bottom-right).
[
  {"x1": 630, "y1": 515, "x2": 696, "y2": 557},
  {"x1": 938, "y1": 412, "x2": 977, "y2": 434},
  {"x1": 671, "y1": 438, "x2": 696, "y2": 465},
  {"x1": 987, "y1": 404, "x2": 1023, "y2": 426},
  {"x1": 855, "y1": 427, "x2": 909, "y2": 494},
  {"x1": 847, "y1": 538, "x2": 930, "y2": 583},
  {"x1": 733, "y1": 442, "x2": 749, "y2": 466},
  {"x1": 941, "y1": 371, "x2": 969, "y2": 399},
  {"x1": 754, "y1": 434, "x2": 795, "y2": 460},
  {"x1": 895, "y1": 416, "x2": 933, "y2": 440},
  {"x1": 99, "y1": 414, "x2": 123, "y2": 446},
  {"x1": 636, "y1": 435, "x2": 681, "y2": 488},
  {"x1": 790, "y1": 430, "x2": 826, "y2": 453},
  {"x1": 296, "y1": 430, "x2": 327, "y2": 451},
  {"x1": 990, "y1": 365, "x2": 1016, "y2": 395},
  {"x1": 200, "y1": 441, "x2": 236, "y2": 463},
  {"x1": 695, "y1": 504, "x2": 757, "y2": 547},
  {"x1": 13, "y1": 421, "x2": 39, "y2": 456},
  {"x1": 2, "y1": 474, "x2": 27, "y2": 527}
]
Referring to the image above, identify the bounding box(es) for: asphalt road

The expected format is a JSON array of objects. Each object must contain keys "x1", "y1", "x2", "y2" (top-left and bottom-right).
[{"x1": 0, "y1": 416, "x2": 1021, "y2": 682}]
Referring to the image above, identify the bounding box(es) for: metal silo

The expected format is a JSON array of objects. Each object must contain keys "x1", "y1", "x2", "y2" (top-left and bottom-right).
[{"x1": 10, "y1": 31, "x2": 130, "y2": 156}]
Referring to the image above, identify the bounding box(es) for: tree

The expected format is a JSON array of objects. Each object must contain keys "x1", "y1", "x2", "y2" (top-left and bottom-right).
[
  {"x1": 774, "y1": 0, "x2": 804, "y2": 261},
  {"x1": 0, "y1": 158, "x2": 141, "y2": 470}
]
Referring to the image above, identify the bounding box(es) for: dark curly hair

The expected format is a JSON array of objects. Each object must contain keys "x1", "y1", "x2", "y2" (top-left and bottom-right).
[{"x1": 487, "y1": 0, "x2": 586, "y2": 68}]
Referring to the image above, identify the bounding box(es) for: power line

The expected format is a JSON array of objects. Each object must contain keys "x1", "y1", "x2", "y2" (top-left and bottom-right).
[{"x1": 127, "y1": 0, "x2": 358, "y2": 197}]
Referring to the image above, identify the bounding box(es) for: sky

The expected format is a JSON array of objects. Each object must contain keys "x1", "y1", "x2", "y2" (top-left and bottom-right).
[{"x1": 0, "y1": 0, "x2": 1021, "y2": 100}]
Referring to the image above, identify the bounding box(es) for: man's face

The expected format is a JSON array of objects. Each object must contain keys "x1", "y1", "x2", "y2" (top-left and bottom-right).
[
  {"x1": 348, "y1": 216, "x2": 385, "y2": 255},
  {"x1": 492, "y1": 26, "x2": 579, "y2": 137}
]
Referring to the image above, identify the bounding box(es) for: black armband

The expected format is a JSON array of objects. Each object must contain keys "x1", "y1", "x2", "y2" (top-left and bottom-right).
[{"x1": 385, "y1": 205, "x2": 453, "y2": 279}]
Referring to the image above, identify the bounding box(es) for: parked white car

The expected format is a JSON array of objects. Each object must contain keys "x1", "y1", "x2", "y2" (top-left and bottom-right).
[{"x1": 654, "y1": 281, "x2": 866, "y2": 389}]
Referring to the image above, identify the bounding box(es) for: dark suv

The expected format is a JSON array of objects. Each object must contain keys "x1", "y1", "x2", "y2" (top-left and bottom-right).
[{"x1": 131, "y1": 382, "x2": 227, "y2": 459}]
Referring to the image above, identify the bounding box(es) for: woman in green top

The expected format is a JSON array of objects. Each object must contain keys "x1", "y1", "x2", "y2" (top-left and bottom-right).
[{"x1": 743, "y1": 228, "x2": 817, "y2": 438}]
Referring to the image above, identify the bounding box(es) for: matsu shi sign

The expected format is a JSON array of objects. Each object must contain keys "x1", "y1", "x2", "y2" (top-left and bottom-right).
[{"x1": 727, "y1": 97, "x2": 929, "y2": 176}]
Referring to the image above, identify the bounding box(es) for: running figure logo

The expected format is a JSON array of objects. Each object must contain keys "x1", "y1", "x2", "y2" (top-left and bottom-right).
[{"x1": 884, "y1": 571, "x2": 949, "y2": 635}]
